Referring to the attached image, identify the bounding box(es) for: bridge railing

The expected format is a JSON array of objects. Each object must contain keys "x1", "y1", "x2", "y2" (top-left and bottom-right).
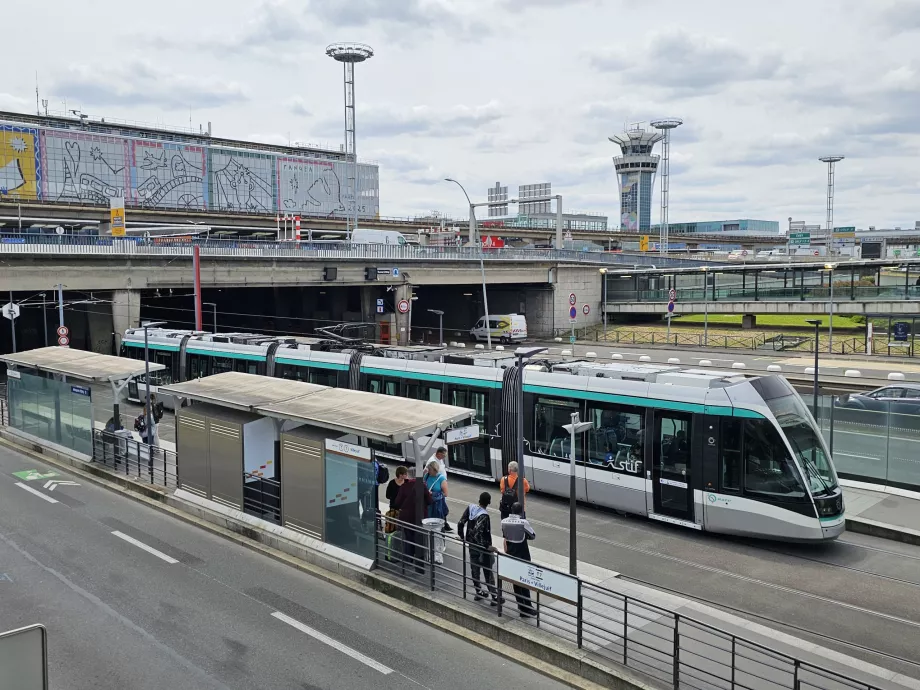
[
  {"x1": 0, "y1": 233, "x2": 708, "y2": 267},
  {"x1": 623, "y1": 284, "x2": 920, "y2": 303}
]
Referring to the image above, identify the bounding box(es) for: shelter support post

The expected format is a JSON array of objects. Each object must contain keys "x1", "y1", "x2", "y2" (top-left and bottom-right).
[{"x1": 112, "y1": 290, "x2": 141, "y2": 351}]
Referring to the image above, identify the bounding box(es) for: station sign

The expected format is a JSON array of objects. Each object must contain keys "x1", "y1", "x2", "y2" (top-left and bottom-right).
[
  {"x1": 497, "y1": 555, "x2": 578, "y2": 603},
  {"x1": 445, "y1": 424, "x2": 481, "y2": 444},
  {"x1": 893, "y1": 322, "x2": 910, "y2": 342}
]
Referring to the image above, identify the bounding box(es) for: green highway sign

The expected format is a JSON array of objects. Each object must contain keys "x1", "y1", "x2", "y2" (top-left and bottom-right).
[
  {"x1": 789, "y1": 232, "x2": 811, "y2": 246},
  {"x1": 12, "y1": 469, "x2": 59, "y2": 482}
]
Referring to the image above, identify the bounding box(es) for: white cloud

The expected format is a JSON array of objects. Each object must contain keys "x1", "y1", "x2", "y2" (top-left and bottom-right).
[{"x1": 0, "y1": 0, "x2": 914, "y2": 228}]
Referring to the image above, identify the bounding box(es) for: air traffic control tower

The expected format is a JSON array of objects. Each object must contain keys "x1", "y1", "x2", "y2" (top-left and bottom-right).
[{"x1": 609, "y1": 126, "x2": 663, "y2": 232}]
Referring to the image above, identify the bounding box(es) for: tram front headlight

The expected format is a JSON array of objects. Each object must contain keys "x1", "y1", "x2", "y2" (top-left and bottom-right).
[{"x1": 816, "y1": 494, "x2": 844, "y2": 516}]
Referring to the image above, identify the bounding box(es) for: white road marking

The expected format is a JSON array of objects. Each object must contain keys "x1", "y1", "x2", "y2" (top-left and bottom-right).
[
  {"x1": 111, "y1": 531, "x2": 179, "y2": 564},
  {"x1": 15, "y1": 482, "x2": 59, "y2": 504},
  {"x1": 271, "y1": 611, "x2": 394, "y2": 675}
]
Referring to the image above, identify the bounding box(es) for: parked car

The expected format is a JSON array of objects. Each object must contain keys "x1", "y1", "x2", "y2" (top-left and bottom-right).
[{"x1": 836, "y1": 383, "x2": 920, "y2": 414}]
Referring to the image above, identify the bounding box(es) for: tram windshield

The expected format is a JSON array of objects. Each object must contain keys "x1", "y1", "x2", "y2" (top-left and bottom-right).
[{"x1": 766, "y1": 394, "x2": 838, "y2": 495}]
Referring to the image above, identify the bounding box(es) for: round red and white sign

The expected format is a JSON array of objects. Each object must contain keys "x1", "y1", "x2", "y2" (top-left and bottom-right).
[
  {"x1": 56, "y1": 325, "x2": 69, "y2": 337},
  {"x1": 569, "y1": 293, "x2": 577, "y2": 306},
  {"x1": 57, "y1": 335, "x2": 70, "y2": 346},
  {"x1": 582, "y1": 304, "x2": 590, "y2": 315},
  {"x1": 814, "y1": 250, "x2": 820, "y2": 256},
  {"x1": 668, "y1": 288, "x2": 677, "y2": 301},
  {"x1": 741, "y1": 250, "x2": 748, "y2": 257},
  {"x1": 396, "y1": 299, "x2": 410, "y2": 314}
]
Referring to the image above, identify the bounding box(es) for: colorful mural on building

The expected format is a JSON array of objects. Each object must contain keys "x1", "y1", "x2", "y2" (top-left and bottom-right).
[
  {"x1": 0, "y1": 125, "x2": 41, "y2": 200},
  {"x1": 0, "y1": 115, "x2": 380, "y2": 218}
]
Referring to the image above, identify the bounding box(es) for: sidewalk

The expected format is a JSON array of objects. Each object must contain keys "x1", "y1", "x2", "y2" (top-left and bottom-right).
[{"x1": 843, "y1": 485, "x2": 920, "y2": 546}]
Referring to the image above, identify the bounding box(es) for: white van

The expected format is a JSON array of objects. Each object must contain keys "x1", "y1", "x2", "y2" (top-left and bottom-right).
[
  {"x1": 470, "y1": 314, "x2": 528, "y2": 344},
  {"x1": 350, "y1": 228, "x2": 407, "y2": 245}
]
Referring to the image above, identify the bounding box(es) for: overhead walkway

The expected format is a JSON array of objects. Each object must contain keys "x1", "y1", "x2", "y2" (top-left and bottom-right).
[{"x1": 604, "y1": 258, "x2": 920, "y2": 315}]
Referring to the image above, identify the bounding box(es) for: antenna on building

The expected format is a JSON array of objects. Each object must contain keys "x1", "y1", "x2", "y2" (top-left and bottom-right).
[{"x1": 35, "y1": 72, "x2": 39, "y2": 116}]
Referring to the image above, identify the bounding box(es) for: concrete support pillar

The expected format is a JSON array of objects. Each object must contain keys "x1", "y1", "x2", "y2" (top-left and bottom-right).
[
  {"x1": 395, "y1": 283, "x2": 411, "y2": 345},
  {"x1": 112, "y1": 290, "x2": 141, "y2": 350},
  {"x1": 741, "y1": 314, "x2": 757, "y2": 329}
]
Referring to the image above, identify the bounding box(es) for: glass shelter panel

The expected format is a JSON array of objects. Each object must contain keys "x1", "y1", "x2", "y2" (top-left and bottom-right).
[{"x1": 323, "y1": 440, "x2": 376, "y2": 561}]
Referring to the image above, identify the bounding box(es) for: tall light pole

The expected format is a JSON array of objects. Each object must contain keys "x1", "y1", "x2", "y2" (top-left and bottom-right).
[
  {"x1": 40, "y1": 292, "x2": 48, "y2": 346},
  {"x1": 202, "y1": 302, "x2": 217, "y2": 333},
  {"x1": 819, "y1": 156, "x2": 844, "y2": 258},
  {"x1": 562, "y1": 413, "x2": 592, "y2": 576},
  {"x1": 599, "y1": 268, "x2": 608, "y2": 340},
  {"x1": 651, "y1": 118, "x2": 683, "y2": 257},
  {"x1": 806, "y1": 319, "x2": 822, "y2": 419},
  {"x1": 700, "y1": 266, "x2": 709, "y2": 347},
  {"x1": 514, "y1": 347, "x2": 547, "y2": 514},
  {"x1": 142, "y1": 320, "x2": 166, "y2": 448},
  {"x1": 444, "y1": 177, "x2": 476, "y2": 245},
  {"x1": 428, "y1": 309, "x2": 444, "y2": 346},
  {"x1": 327, "y1": 43, "x2": 374, "y2": 240},
  {"x1": 445, "y1": 178, "x2": 491, "y2": 350}
]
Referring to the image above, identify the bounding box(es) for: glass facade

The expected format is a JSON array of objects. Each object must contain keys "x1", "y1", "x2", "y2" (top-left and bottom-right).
[
  {"x1": 324, "y1": 440, "x2": 376, "y2": 561},
  {"x1": 7, "y1": 371, "x2": 93, "y2": 455},
  {"x1": 639, "y1": 172, "x2": 653, "y2": 231},
  {"x1": 651, "y1": 219, "x2": 781, "y2": 235}
]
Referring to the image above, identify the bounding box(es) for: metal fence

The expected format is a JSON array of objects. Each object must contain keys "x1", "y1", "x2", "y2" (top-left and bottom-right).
[
  {"x1": 584, "y1": 329, "x2": 769, "y2": 350},
  {"x1": 376, "y1": 518, "x2": 880, "y2": 690},
  {"x1": 0, "y1": 233, "x2": 707, "y2": 267},
  {"x1": 91, "y1": 429, "x2": 178, "y2": 489},
  {"x1": 243, "y1": 472, "x2": 281, "y2": 525}
]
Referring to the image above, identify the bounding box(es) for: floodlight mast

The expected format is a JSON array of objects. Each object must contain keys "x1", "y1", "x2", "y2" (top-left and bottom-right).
[
  {"x1": 819, "y1": 156, "x2": 844, "y2": 257},
  {"x1": 651, "y1": 119, "x2": 683, "y2": 256}
]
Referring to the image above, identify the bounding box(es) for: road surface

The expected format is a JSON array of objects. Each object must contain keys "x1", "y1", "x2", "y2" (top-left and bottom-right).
[{"x1": 0, "y1": 443, "x2": 569, "y2": 690}]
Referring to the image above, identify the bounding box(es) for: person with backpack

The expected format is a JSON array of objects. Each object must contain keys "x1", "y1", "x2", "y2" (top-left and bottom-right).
[
  {"x1": 498, "y1": 461, "x2": 530, "y2": 520},
  {"x1": 457, "y1": 492, "x2": 500, "y2": 605}
]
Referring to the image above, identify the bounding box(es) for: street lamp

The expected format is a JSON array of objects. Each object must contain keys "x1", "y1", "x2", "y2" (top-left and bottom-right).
[
  {"x1": 805, "y1": 319, "x2": 822, "y2": 419},
  {"x1": 142, "y1": 320, "x2": 166, "y2": 448},
  {"x1": 428, "y1": 309, "x2": 445, "y2": 346},
  {"x1": 823, "y1": 263, "x2": 837, "y2": 353},
  {"x1": 514, "y1": 347, "x2": 547, "y2": 512},
  {"x1": 561, "y1": 412, "x2": 592, "y2": 575},
  {"x1": 40, "y1": 292, "x2": 47, "y2": 346},
  {"x1": 445, "y1": 178, "x2": 491, "y2": 350},
  {"x1": 598, "y1": 268, "x2": 608, "y2": 340},
  {"x1": 202, "y1": 302, "x2": 218, "y2": 333},
  {"x1": 444, "y1": 178, "x2": 476, "y2": 244}
]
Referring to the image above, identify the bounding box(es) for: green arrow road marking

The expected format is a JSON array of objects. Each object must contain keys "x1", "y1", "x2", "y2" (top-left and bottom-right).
[{"x1": 12, "y1": 470, "x2": 59, "y2": 482}]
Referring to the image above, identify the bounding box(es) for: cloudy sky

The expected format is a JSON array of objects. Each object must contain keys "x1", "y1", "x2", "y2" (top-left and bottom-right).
[{"x1": 2, "y1": 0, "x2": 919, "y2": 228}]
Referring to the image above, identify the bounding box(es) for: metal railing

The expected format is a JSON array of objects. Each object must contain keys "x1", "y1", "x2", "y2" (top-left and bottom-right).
[
  {"x1": 619, "y1": 284, "x2": 920, "y2": 303},
  {"x1": 91, "y1": 429, "x2": 178, "y2": 489},
  {"x1": 243, "y1": 473, "x2": 281, "y2": 525},
  {"x1": 584, "y1": 329, "x2": 768, "y2": 350},
  {"x1": 0, "y1": 233, "x2": 706, "y2": 267},
  {"x1": 376, "y1": 517, "x2": 881, "y2": 690}
]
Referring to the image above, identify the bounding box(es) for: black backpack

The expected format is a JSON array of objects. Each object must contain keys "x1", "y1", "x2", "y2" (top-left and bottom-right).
[
  {"x1": 375, "y1": 461, "x2": 390, "y2": 485},
  {"x1": 499, "y1": 476, "x2": 518, "y2": 514},
  {"x1": 467, "y1": 512, "x2": 491, "y2": 548}
]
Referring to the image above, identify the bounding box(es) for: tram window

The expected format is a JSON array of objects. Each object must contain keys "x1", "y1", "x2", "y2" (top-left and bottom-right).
[
  {"x1": 449, "y1": 386, "x2": 487, "y2": 426},
  {"x1": 743, "y1": 420, "x2": 805, "y2": 498},
  {"x1": 533, "y1": 397, "x2": 581, "y2": 460},
  {"x1": 309, "y1": 370, "x2": 338, "y2": 387},
  {"x1": 384, "y1": 379, "x2": 397, "y2": 396},
  {"x1": 426, "y1": 386, "x2": 442, "y2": 404},
  {"x1": 586, "y1": 403, "x2": 644, "y2": 472},
  {"x1": 212, "y1": 357, "x2": 234, "y2": 375},
  {"x1": 367, "y1": 378, "x2": 382, "y2": 394},
  {"x1": 658, "y1": 416, "x2": 690, "y2": 473},
  {"x1": 721, "y1": 418, "x2": 743, "y2": 491},
  {"x1": 277, "y1": 363, "x2": 308, "y2": 382}
]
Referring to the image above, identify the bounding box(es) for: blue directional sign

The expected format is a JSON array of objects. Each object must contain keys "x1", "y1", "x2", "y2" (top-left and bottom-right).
[
  {"x1": 392, "y1": 268, "x2": 400, "y2": 277},
  {"x1": 569, "y1": 306, "x2": 577, "y2": 319},
  {"x1": 893, "y1": 322, "x2": 910, "y2": 342},
  {"x1": 667, "y1": 301, "x2": 675, "y2": 313}
]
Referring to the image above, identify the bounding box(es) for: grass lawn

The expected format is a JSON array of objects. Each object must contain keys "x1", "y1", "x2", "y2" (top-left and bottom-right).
[{"x1": 673, "y1": 314, "x2": 865, "y2": 329}]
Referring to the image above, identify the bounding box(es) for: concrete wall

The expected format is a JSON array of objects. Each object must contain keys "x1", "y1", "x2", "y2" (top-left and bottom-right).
[{"x1": 553, "y1": 266, "x2": 603, "y2": 332}]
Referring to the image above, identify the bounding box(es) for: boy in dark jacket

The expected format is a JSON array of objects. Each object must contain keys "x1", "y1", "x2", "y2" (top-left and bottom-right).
[{"x1": 458, "y1": 492, "x2": 499, "y2": 604}]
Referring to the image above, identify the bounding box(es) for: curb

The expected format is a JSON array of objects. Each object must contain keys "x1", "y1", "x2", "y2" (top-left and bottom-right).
[
  {"x1": 845, "y1": 516, "x2": 920, "y2": 547},
  {"x1": 0, "y1": 431, "x2": 657, "y2": 690}
]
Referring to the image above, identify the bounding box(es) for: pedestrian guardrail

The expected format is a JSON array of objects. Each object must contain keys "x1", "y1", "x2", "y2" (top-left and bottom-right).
[
  {"x1": 0, "y1": 233, "x2": 707, "y2": 267},
  {"x1": 91, "y1": 429, "x2": 178, "y2": 489},
  {"x1": 375, "y1": 517, "x2": 882, "y2": 690}
]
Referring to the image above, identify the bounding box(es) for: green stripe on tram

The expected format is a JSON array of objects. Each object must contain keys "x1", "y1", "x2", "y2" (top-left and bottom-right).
[
  {"x1": 361, "y1": 367, "x2": 502, "y2": 388},
  {"x1": 124, "y1": 341, "x2": 180, "y2": 352},
  {"x1": 275, "y1": 357, "x2": 348, "y2": 371},
  {"x1": 523, "y1": 384, "x2": 764, "y2": 418},
  {"x1": 186, "y1": 348, "x2": 265, "y2": 361}
]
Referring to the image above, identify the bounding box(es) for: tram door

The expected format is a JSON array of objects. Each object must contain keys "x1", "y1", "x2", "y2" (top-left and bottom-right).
[{"x1": 652, "y1": 411, "x2": 693, "y2": 521}]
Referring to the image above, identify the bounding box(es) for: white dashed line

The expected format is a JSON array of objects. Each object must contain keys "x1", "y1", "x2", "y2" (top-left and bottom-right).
[
  {"x1": 15, "y1": 482, "x2": 59, "y2": 504},
  {"x1": 111, "y1": 531, "x2": 179, "y2": 564},
  {"x1": 271, "y1": 611, "x2": 394, "y2": 675}
]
